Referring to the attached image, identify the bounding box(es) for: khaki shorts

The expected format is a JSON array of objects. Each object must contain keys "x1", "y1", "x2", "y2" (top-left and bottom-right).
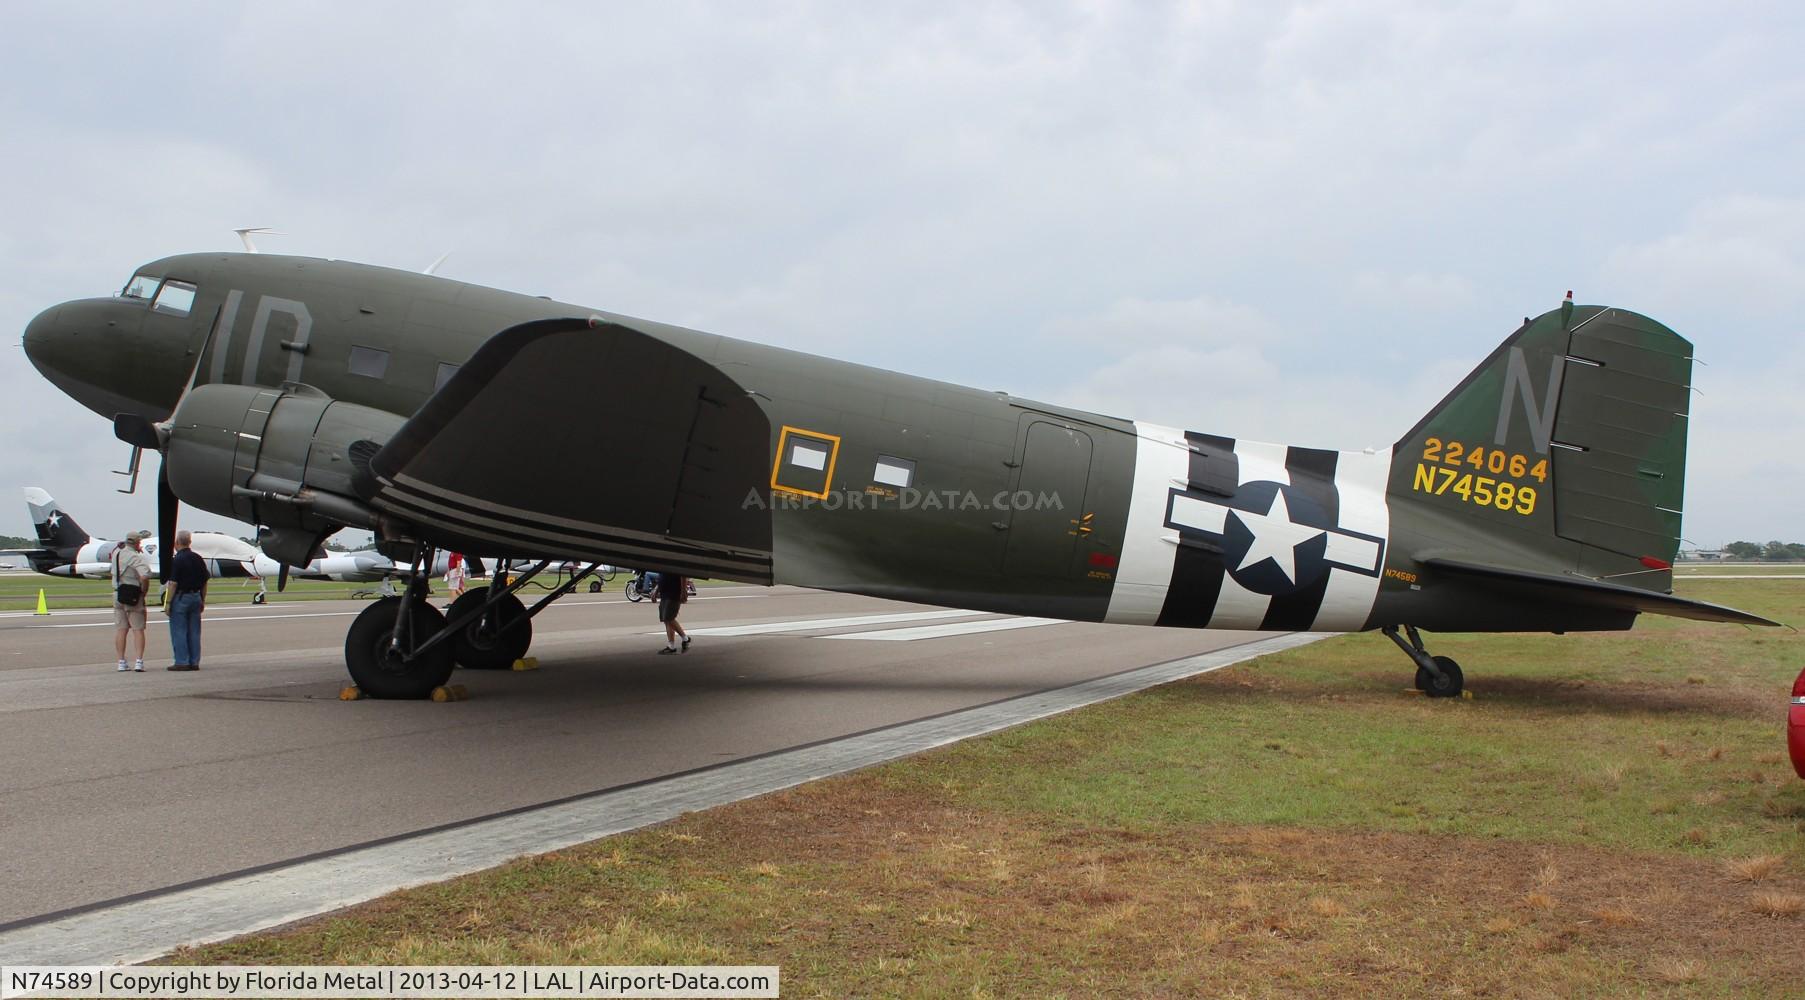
[{"x1": 114, "y1": 601, "x2": 147, "y2": 631}]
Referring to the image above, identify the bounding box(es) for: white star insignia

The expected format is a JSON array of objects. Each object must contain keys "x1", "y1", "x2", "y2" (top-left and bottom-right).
[
  {"x1": 1229, "y1": 490, "x2": 1328, "y2": 584},
  {"x1": 46, "y1": 512, "x2": 61, "y2": 528}
]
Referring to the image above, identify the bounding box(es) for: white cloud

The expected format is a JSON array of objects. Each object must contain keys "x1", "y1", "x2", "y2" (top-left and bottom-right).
[
  {"x1": 1600, "y1": 196, "x2": 1805, "y2": 318},
  {"x1": 1044, "y1": 295, "x2": 1474, "y2": 451},
  {"x1": 1, "y1": 2, "x2": 1801, "y2": 546},
  {"x1": 1350, "y1": 271, "x2": 1476, "y2": 313}
]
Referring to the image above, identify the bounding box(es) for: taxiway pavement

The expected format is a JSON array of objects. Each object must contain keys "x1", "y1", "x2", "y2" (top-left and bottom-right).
[{"x1": 0, "y1": 586, "x2": 1268, "y2": 927}]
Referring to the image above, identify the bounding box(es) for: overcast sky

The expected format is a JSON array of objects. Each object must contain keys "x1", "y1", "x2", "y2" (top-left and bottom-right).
[{"x1": 2, "y1": 2, "x2": 1800, "y2": 548}]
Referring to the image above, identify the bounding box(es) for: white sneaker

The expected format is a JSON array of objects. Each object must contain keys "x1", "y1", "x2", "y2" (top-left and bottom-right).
[
  {"x1": 133, "y1": 660, "x2": 144, "y2": 672},
  {"x1": 117, "y1": 660, "x2": 129, "y2": 672}
]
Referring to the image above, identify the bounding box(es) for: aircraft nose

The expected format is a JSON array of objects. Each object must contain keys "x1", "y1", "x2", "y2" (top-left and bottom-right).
[
  {"x1": 21, "y1": 300, "x2": 138, "y2": 419},
  {"x1": 22, "y1": 305, "x2": 60, "y2": 367}
]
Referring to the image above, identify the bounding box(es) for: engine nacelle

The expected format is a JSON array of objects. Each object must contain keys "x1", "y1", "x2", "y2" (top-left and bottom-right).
[{"x1": 164, "y1": 383, "x2": 403, "y2": 561}]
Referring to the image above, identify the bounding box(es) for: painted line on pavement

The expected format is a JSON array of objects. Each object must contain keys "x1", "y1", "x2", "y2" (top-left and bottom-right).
[
  {"x1": 678, "y1": 609, "x2": 979, "y2": 637},
  {"x1": 0, "y1": 631, "x2": 1323, "y2": 965},
  {"x1": 14, "y1": 595, "x2": 774, "y2": 629},
  {"x1": 824, "y1": 616, "x2": 1064, "y2": 641}
]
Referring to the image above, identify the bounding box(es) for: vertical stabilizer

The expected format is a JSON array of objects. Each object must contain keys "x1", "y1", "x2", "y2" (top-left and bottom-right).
[
  {"x1": 24, "y1": 487, "x2": 92, "y2": 552},
  {"x1": 1389, "y1": 302, "x2": 1691, "y2": 590}
]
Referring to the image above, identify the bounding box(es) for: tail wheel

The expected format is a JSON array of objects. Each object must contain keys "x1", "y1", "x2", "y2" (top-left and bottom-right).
[
  {"x1": 345, "y1": 597, "x2": 455, "y2": 699},
  {"x1": 447, "y1": 589, "x2": 532, "y2": 670},
  {"x1": 1420, "y1": 656, "x2": 1464, "y2": 698}
]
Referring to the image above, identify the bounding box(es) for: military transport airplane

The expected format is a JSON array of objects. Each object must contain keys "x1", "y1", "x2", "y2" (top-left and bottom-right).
[{"x1": 21, "y1": 252, "x2": 1778, "y2": 697}]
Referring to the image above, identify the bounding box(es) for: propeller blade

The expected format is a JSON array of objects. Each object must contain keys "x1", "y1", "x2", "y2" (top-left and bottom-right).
[
  {"x1": 156, "y1": 462, "x2": 178, "y2": 582},
  {"x1": 278, "y1": 562, "x2": 291, "y2": 592}
]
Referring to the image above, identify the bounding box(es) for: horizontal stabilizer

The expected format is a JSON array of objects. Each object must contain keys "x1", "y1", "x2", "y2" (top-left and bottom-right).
[{"x1": 1422, "y1": 558, "x2": 1780, "y2": 627}]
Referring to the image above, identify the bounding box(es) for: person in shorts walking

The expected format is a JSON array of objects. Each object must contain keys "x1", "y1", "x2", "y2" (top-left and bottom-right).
[
  {"x1": 111, "y1": 530, "x2": 152, "y2": 672},
  {"x1": 656, "y1": 572, "x2": 691, "y2": 654}
]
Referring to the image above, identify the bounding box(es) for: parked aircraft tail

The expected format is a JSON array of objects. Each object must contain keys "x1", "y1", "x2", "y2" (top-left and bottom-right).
[
  {"x1": 24, "y1": 487, "x2": 91, "y2": 552},
  {"x1": 1386, "y1": 297, "x2": 1771, "y2": 626}
]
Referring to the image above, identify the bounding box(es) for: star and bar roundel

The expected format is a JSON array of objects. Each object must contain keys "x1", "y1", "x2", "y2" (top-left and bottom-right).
[
  {"x1": 1165, "y1": 479, "x2": 1384, "y2": 595},
  {"x1": 1146, "y1": 432, "x2": 1389, "y2": 632}
]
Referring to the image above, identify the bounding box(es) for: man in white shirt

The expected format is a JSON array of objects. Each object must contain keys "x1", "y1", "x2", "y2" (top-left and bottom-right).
[{"x1": 112, "y1": 530, "x2": 152, "y2": 672}]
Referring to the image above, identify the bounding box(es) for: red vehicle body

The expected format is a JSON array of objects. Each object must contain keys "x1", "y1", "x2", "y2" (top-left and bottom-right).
[{"x1": 1789, "y1": 666, "x2": 1805, "y2": 780}]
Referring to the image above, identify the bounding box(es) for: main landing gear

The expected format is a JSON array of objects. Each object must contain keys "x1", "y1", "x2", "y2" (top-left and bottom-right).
[
  {"x1": 1382, "y1": 625, "x2": 1465, "y2": 698},
  {"x1": 343, "y1": 551, "x2": 609, "y2": 699}
]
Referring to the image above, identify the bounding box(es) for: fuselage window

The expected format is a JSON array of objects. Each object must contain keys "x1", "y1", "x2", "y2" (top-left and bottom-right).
[
  {"x1": 152, "y1": 280, "x2": 196, "y2": 316},
  {"x1": 790, "y1": 441, "x2": 829, "y2": 471},
  {"x1": 434, "y1": 362, "x2": 460, "y2": 391},
  {"x1": 771, "y1": 426, "x2": 841, "y2": 500},
  {"x1": 348, "y1": 345, "x2": 390, "y2": 379},
  {"x1": 873, "y1": 455, "x2": 915, "y2": 489},
  {"x1": 123, "y1": 274, "x2": 160, "y2": 301}
]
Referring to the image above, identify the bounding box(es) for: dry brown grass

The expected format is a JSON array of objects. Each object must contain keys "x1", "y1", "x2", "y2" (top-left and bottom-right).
[
  {"x1": 1652, "y1": 956, "x2": 1705, "y2": 984},
  {"x1": 175, "y1": 779, "x2": 1805, "y2": 996},
  {"x1": 1534, "y1": 862, "x2": 1560, "y2": 889},
  {"x1": 1749, "y1": 892, "x2": 1804, "y2": 918},
  {"x1": 1590, "y1": 906, "x2": 1642, "y2": 927},
  {"x1": 1725, "y1": 855, "x2": 1788, "y2": 883},
  {"x1": 1307, "y1": 895, "x2": 1347, "y2": 918}
]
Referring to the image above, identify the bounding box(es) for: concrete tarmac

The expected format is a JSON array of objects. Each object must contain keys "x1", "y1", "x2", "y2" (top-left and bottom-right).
[{"x1": 0, "y1": 585, "x2": 1267, "y2": 927}]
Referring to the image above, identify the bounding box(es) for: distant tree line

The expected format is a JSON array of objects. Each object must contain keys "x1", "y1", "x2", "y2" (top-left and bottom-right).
[
  {"x1": 0, "y1": 534, "x2": 36, "y2": 549},
  {"x1": 1722, "y1": 540, "x2": 1805, "y2": 561}
]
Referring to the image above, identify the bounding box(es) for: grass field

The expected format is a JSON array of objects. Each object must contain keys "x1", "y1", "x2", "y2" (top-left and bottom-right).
[
  {"x1": 0, "y1": 569, "x2": 641, "y2": 610},
  {"x1": 173, "y1": 581, "x2": 1805, "y2": 997},
  {"x1": 0, "y1": 573, "x2": 368, "y2": 609}
]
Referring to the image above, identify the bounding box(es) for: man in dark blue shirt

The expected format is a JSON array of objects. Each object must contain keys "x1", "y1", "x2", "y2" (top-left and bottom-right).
[{"x1": 166, "y1": 531, "x2": 210, "y2": 671}]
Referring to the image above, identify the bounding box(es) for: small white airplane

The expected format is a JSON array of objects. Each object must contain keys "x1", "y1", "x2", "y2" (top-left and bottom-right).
[
  {"x1": 6, "y1": 488, "x2": 446, "y2": 601},
  {"x1": 7, "y1": 487, "x2": 260, "y2": 580}
]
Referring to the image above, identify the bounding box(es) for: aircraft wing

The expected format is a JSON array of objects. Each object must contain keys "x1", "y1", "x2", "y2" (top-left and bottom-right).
[
  {"x1": 1420, "y1": 558, "x2": 1780, "y2": 627},
  {"x1": 358, "y1": 317, "x2": 775, "y2": 581}
]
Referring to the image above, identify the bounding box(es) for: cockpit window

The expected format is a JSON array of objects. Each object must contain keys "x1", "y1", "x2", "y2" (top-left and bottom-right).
[
  {"x1": 123, "y1": 274, "x2": 160, "y2": 300},
  {"x1": 153, "y1": 280, "x2": 197, "y2": 316}
]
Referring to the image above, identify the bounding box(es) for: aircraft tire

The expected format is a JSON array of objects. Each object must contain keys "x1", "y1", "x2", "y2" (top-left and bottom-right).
[
  {"x1": 1421, "y1": 656, "x2": 1464, "y2": 698},
  {"x1": 252, "y1": 592, "x2": 267, "y2": 605},
  {"x1": 625, "y1": 581, "x2": 646, "y2": 602},
  {"x1": 447, "y1": 589, "x2": 532, "y2": 670},
  {"x1": 345, "y1": 596, "x2": 455, "y2": 699},
  {"x1": 588, "y1": 580, "x2": 603, "y2": 593}
]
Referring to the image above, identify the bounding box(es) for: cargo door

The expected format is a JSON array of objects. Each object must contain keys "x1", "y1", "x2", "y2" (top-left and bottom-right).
[{"x1": 1003, "y1": 417, "x2": 1094, "y2": 580}]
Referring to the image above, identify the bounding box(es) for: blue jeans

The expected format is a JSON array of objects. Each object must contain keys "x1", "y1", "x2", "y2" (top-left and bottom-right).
[{"x1": 169, "y1": 592, "x2": 203, "y2": 666}]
